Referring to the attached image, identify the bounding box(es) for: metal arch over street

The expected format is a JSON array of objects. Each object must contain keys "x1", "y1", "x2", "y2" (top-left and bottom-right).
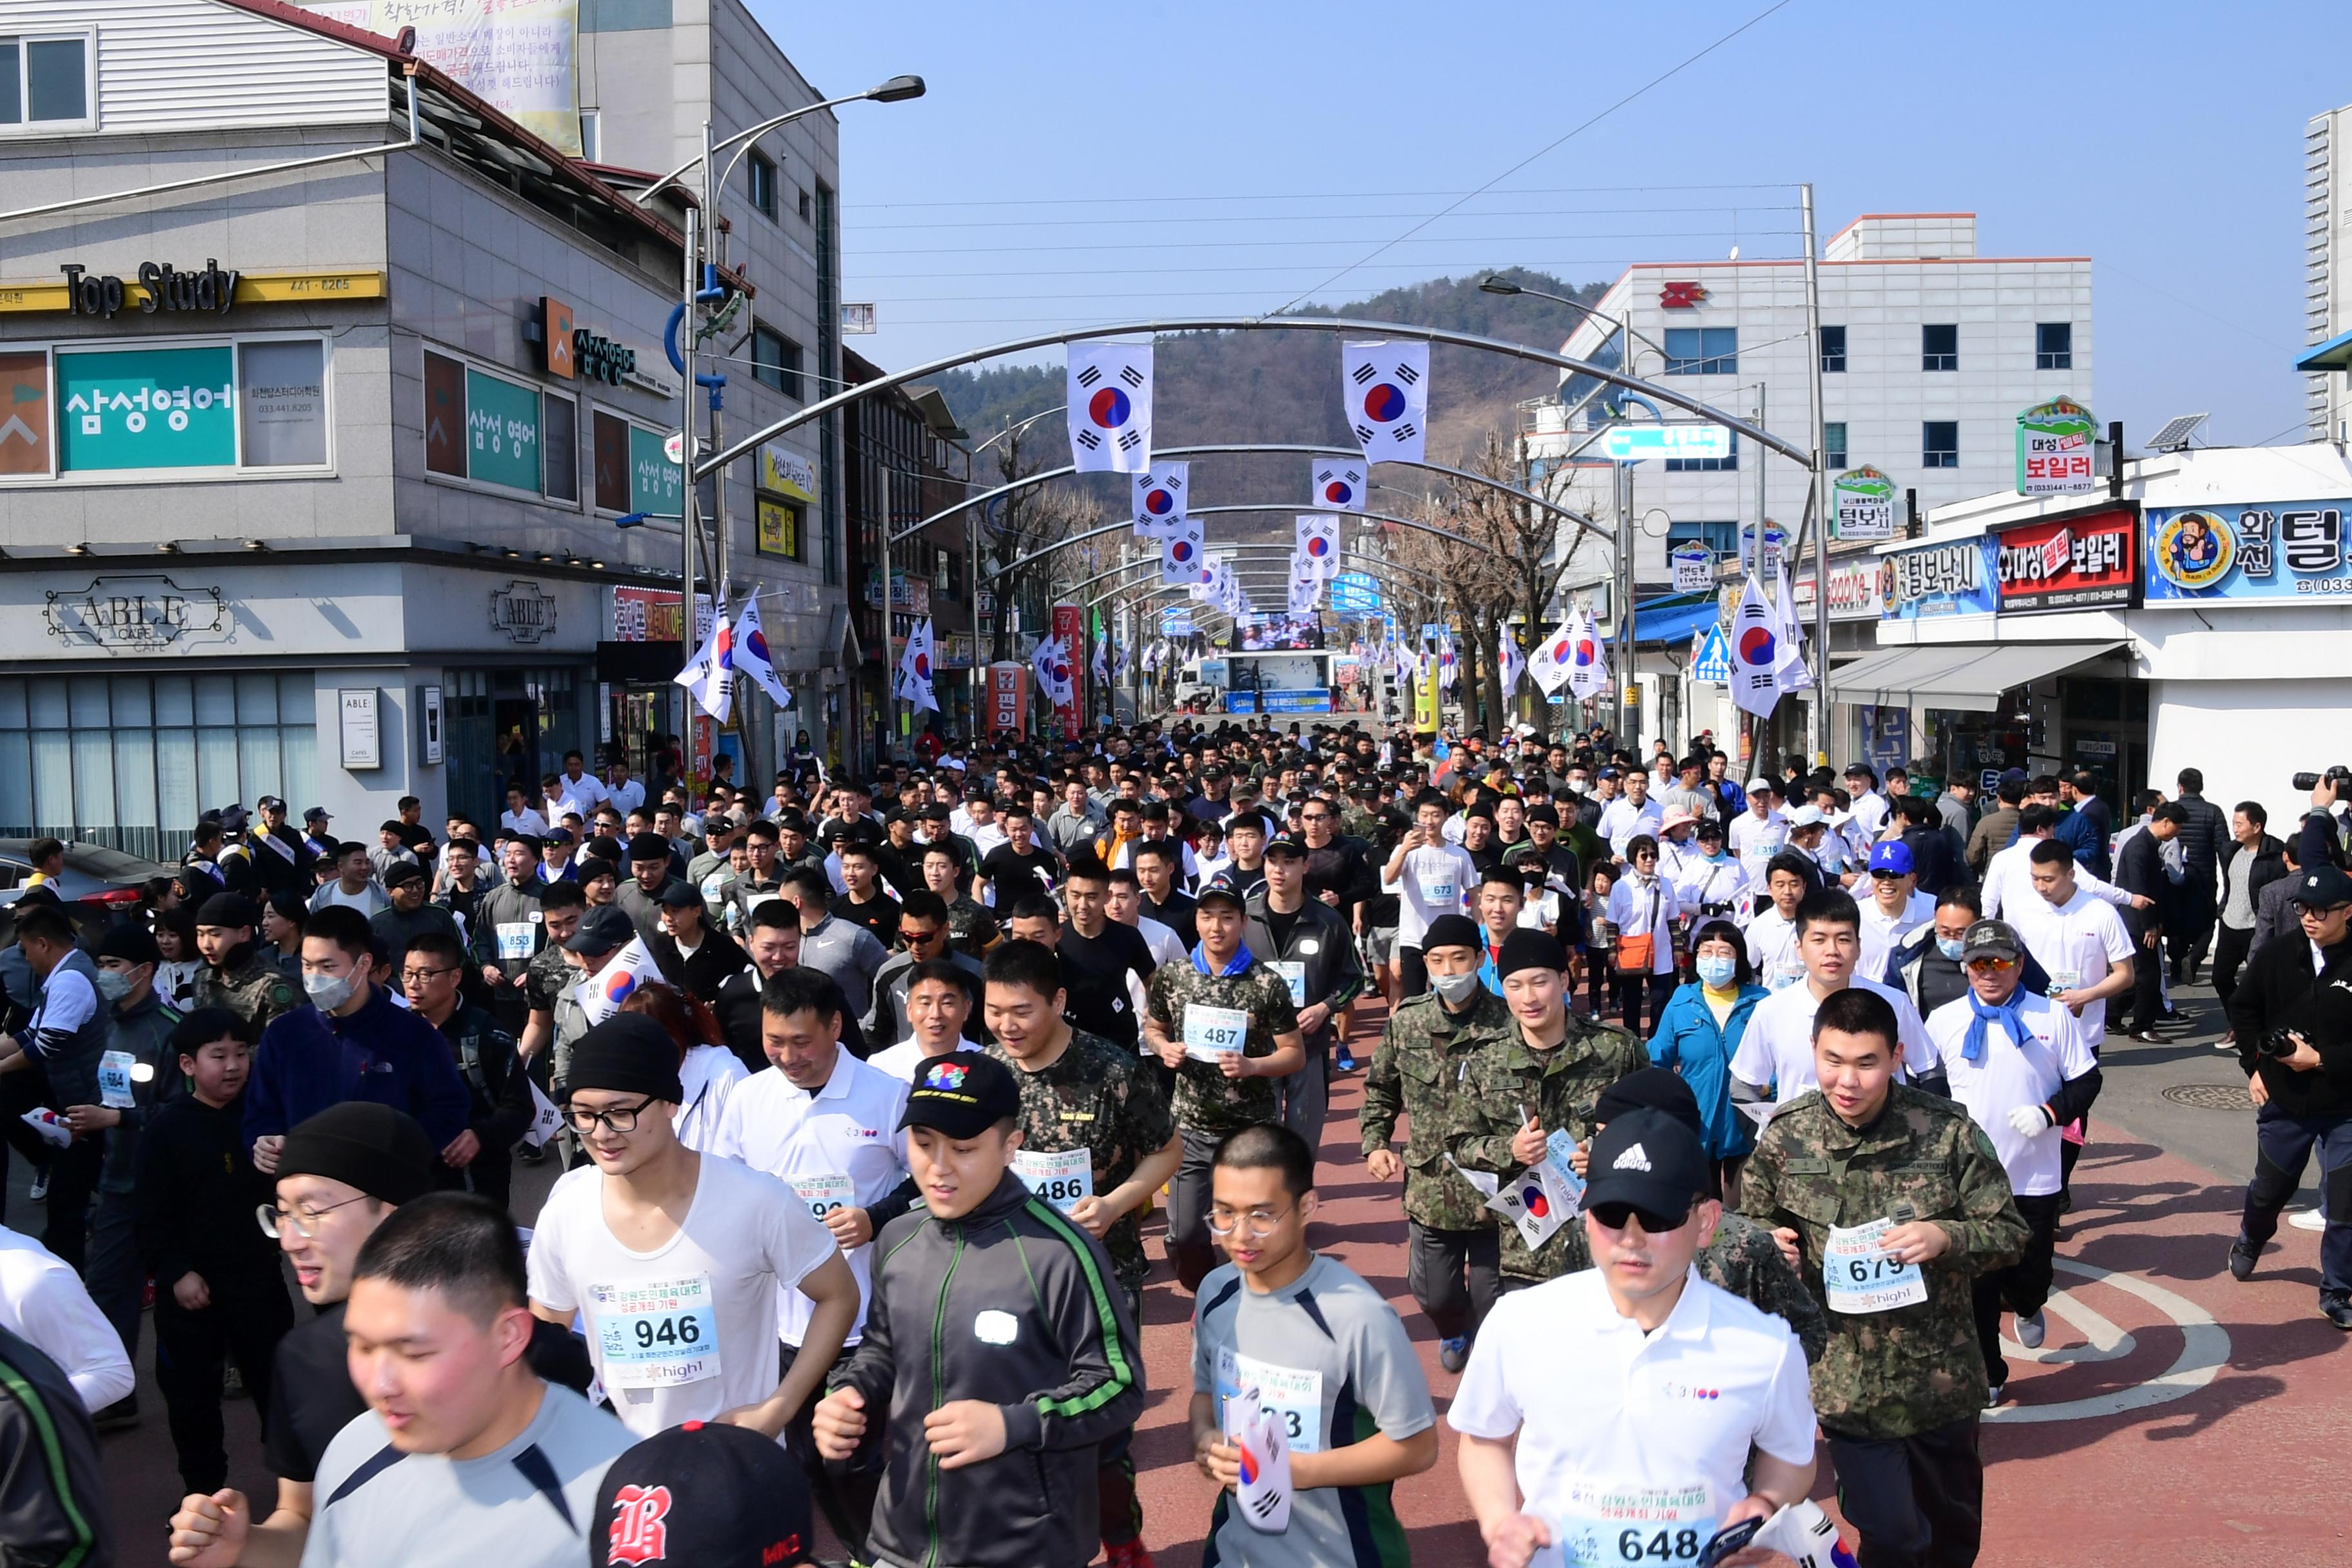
[
  {"x1": 698, "y1": 315, "x2": 1813, "y2": 482},
  {"x1": 988, "y1": 503, "x2": 1498, "y2": 585},
  {"x1": 888, "y1": 442, "x2": 1612, "y2": 550},
  {"x1": 1059, "y1": 549, "x2": 1444, "y2": 603}
]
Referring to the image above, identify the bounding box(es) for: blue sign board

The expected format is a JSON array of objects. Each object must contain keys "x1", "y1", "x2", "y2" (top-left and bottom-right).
[
  {"x1": 1689, "y1": 623, "x2": 1732, "y2": 685},
  {"x1": 1881, "y1": 536, "x2": 1999, "y2": 620},
  {"x1": 1262, "y1": 689, "x2": 1333, "y2": 714},
  {"x1": 1331, "y1": 572, "x2": 1382, "y2": 615},
  {"x1": 2144, "y1": 500, "x2": 2352, "y2": 603}
]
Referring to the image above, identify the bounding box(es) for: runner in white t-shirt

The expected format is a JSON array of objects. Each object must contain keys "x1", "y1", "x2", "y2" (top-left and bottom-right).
[
  {"x1": 865, "y1": 959, "x2": 984, "y2": 1084},
  {"x1": 1729, "y1": 888, "x2": 1935, "y2": 1106},
  {"x1": 1741, "y1": 854, "x2": 1814, "y2": 994},
  {"x1": 2004, "y1": 840, "x2": 2137, "y2": 1041},
  {"x1": 1383, "y1": 792, "x2": 1477, "y2": 999},
  {"x1": 525, "y1": 1014, "x2": 857, "y2": 1439}
]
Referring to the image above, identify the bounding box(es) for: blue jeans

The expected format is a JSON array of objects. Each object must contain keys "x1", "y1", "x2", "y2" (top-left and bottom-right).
[{"x1": 2242, "y1": 1103, "x2": 2352, "y2": 1304}]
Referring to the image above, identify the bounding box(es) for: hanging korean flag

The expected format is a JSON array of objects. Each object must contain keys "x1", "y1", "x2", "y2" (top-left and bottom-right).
[
  {"x1": 1436, "y1": 631, "x2": 1458, "y2": 692},
  {"x1": 1295, "y1": 513, "x2": 1341, "y2": 578},
  {"x1": 1497, "y1": 630, "x2": 1524, "y2": 694},
  {"x1": 1527, "y1": 618, "x2": 1577, "y2": 695},
  {"x1": 730, "y1": 595, "x2": 794, "y2": 710},
  {"x1": 1772, "y1": 563, "x2": 1814, "y2": 691},
  {"x1": 1568, "y1": 606, "x2": 1609, "y2": 701},
  {"x1": 1160, "y1": 518, "x2": 1205, "y2": 585},
  {"x1": 900, "y1": 618, "x2": 940, "y2": 712},
  {"x1": 576, "y1": 937, "x2": 663, "y2": 1025},
  {"x1": 1067, "y1": 341, "x2": 1153, "y2": 473},
  {"x1": 1309, "y1": 456, "x2": 1367, "y2": 512},
  {"x1": 1132, "y1": 462, "x2": 1189, "y2": 537},
  {"x1": 1033, "y1": 634, "x2": 1075, "y2": 708},
  {"x1": 672, "y1": 607, "x2": 734, "y2": 721},
  {"x1": 1729, "y1": 574, "x2": 1785, "y2": 720},
  {"x1": 1091, "y1": 627, "x2": 1110, "y2": 684},
  {"x1": 1342, "y1": 340, "x2": 1429, "y2": 465}
]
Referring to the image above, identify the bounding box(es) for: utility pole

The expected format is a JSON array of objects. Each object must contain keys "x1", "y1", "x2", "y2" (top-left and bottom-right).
[
  {"x1": 678, "y1": 189, "x2": 700, "y2": 809},
  {"x1": 1801, "y1": 182, "x2": 1831, "y2": 765}
]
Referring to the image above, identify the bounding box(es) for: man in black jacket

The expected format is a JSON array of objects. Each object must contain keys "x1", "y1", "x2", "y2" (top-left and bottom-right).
[
  {"x1": 2113, "y1": 803, "x2": 2183, "y2": 1041},
  {"x1": 2172, "y1": 767, "x2": 2231, "y2": 984},
  {"x1": 2217, "y1": 803, "x2": 2290, "y2": 1015},
  {"x1": 644, "y1": 882, "x2": 750, "y2": 1005},
  {"x1": 400, "y1": 932, "x2": 534, "y2": 1211},
  {"x1": 0, "y1": 1326, "x2": 111, "y2": 1568},
  {"x1": 2227, "y1": 863, "x2": 2352, "y2": 1327}
]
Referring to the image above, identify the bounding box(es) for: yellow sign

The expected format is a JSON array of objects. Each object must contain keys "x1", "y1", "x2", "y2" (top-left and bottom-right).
[
  {"x1": 758, "y1": 442, "x2": 819, "y2": 505},
  {"x1": 0, "y1": 270, "x2": 388, "y2": 314},
  {"x1": 1413, "y1": 657, "x2": 1440, "y2": 733},
  {"x1": 756, "y1": 498, "x2": 800, "y2": 559}
]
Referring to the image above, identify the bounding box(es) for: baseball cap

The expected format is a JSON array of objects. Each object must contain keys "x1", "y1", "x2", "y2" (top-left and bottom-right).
[
  {"x1": 2293, "y1": 865, "x2": 2352, "y2": 908},
  {"x1": 257, "y1": 796, "x2": 287, "y2": 812},
  {"x1": 1693, "y1": 818, "x2": 1725, "y2": 842},
  {"x1": 564, "y1": 905, "x2": 638, "y2": 956},
  {"x1": 1745, "y1": 778, "x2": 1776, "y2": 795},
  {"x1": 1867, "y1": 841, "x2": 1916, "y2": 877},
  {"x1": 1195, "y1": 874, "x2": 1247, "y2": 912},
  {"x1": 1262, "y1": 834, "x2": 1308, "y2": 859},
  {"x1": 1785, "y1": 804, "x2": 1827, "y2": 828},
  {"x1": 303, "y1": 807, "x2": 332, "y2": 825},
  {"x1": 1582, "y1": 1108, "x2": 1710, "y2": 1227},
  {"x1": 898, "y1": 1050, "x2": 1019, "y2": 1138},
  {"x1": 1961, "y1": 918, "x2": 2020, "y2": 961},
  {"x1": 591, "y1": 1421, "x2": 814, "y2": 1568},
  {"x1": 656, "y1": 881, "x2": 705, "y2": 908}
]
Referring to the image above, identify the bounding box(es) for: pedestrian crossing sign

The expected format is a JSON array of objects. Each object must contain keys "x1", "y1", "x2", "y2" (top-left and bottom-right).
[{"x1": 1690, "y1": 623, "x2": 1734, "y2": 685}]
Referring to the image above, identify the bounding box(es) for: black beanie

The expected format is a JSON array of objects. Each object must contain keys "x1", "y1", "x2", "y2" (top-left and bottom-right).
[
  {"x1": 560, "y1": 1014, "x2": 685, "y2": 1104},
  {"x1": 196, "y1": 892, "x2": 263, "y2": 930},
  {"x1": 1495, "y1": 927, "x2": 1569, "y2": 979},
  {"x1": 277, "y1": 1102, "x2": 435, "y2": 1206},
  {"x1": 1421, "y1": 913, "x2": 1482, "y2": 954}
]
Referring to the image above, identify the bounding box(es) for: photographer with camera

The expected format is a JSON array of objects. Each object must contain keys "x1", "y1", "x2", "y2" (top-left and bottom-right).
[
  {"x1": 2226, "y1": 861, "x2": 2352, "y2": 1328},
  {"x1": 2296, "y1": 769, "x2": 2352, "y2": 874}
]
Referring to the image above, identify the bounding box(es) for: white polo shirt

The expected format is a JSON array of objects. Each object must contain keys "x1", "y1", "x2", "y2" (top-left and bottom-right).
[
  {"x1": 1728, "y1": 808, "x2": 1788, "y2": 872},
  {"x1": 1599, "y1": 797, "x2": 1665, "y2": 859},
  {"x1": 1449, "y1": 1268, "x2": 1815, "y2": 1549},
  {"x1": 1392, "y1": 841, "x2": 1477, "y2": 949},
  {"x1": 2003, "y1": 886, "x2": 2135, "y2": 1038},
  {"x1": 707, "y1": 1049, "x2": 910, "y2": 1346},
  {"x1": 1728, "y1": 975, "x2": 1934, "y2": 1103},
  {"x1": 1743, "y1": 906, "x2": 1805, "y2": 992},
  {"x1": 1858, "y1": 890, "x2": 1936, "y2": 985},
  {"x1": 865, "y1": 1036, "x2": 981, "y2": 1084},
  {"x1": 1981, "y1": 839, "x2": 2132, "y2": 924},
  {"x1": 1924, "y1": 990, "x2": 2096, "y2": 1197}
]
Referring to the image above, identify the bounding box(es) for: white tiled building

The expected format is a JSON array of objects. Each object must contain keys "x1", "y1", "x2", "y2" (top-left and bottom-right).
[{"x1": 1524, "y1": 213, "x2": 2095, "y2": 595}]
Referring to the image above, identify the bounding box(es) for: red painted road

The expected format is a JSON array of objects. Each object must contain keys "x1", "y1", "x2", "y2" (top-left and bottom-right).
[{"x1": 92, "y1": 996, "x2": 2351, "y2": 1566}]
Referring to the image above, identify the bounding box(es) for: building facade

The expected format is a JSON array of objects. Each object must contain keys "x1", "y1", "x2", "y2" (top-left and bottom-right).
[{"x1": 0, "y1": 0, "x2": 848, "y2": 856}]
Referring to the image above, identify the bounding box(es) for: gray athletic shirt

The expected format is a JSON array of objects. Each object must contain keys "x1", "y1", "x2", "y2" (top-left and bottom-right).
[
  {"x1": 1191, "y1": 1251, "x2": 1434, "y2": 1567},
  {"x1": 300, "y1": 1384, "x2": 631, "y2": 1568}
]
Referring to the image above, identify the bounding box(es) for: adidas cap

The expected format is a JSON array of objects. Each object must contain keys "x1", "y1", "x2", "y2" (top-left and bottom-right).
[{"x1": 1581, "y1": 1107, "x2": 1710, "y2": 1226}]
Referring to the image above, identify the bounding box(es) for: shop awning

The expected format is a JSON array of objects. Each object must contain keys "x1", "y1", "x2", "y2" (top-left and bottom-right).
[
  {"x1": 1828, "y1": 640, "x2": 2124, "y2": 712},
  {"x1": 1631, "y1": 594, "x2": 1718, "y2": 646}
]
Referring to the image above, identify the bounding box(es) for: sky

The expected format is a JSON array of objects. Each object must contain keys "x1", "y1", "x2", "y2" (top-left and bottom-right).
[{"x1": 747, "y1": 0, "x2": 2352, "y2": 450}]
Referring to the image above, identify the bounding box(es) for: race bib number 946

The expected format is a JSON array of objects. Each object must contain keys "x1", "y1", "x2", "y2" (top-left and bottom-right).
[{"x1": 590, "y1": 1274, "x2": 721, "y2": 1389}]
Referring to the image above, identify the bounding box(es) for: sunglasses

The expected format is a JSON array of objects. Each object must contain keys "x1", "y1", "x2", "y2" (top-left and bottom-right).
[
  {"x1": 1588, "y1": 1200, "x2": 1691, "y2": 1233},
  {"x1": 1965, "y1": 956, "x2": 2017, "y2": 974}
]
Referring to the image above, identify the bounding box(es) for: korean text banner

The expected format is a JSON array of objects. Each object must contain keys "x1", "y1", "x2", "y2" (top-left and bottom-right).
[
  {"x1": 2144, "y1": 500, "x2": 2352, "y2": 603},
  {"x1": 1879, "y1": 536, "x2": 1999, "y2": 621},
  {"x1": 1992, "y1": 507, "x2": 2138, "y2": 614},
  {"x1": 305, "y1": 0, "x2": 582, "y2": 156}
]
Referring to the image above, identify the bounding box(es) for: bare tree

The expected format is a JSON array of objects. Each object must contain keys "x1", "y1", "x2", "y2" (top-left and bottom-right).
[
  {"x1": 979, "y1": 418, "x2": 1096, "y2": 663},
  {"x1": 1382, "y1": 497, "x2": 1515, "y2": 732},
  {"x1": 1437, "y1": 432, "x2": 1605, "y2": 730}
]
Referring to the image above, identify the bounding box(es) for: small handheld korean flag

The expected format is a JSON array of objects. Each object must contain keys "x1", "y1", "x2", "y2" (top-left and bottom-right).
[
  {"x1": 1526, "y1": 618, "x2": 1577, "y2": 696},
  {"x1": 1497, "y1": 630, "x2": 1524, "y2": 695},
  {"x1": 730, "y1": 595, "x2": 794, "y2": 710},
  {"x1": 575, "y1": 937, "x2": 663, "y2": 1026},
  {"x1": 1567, "y1": 606, "x2": 1609, "y2": 701},
  {"x1": 522, "y1": 1081, "x2": 564, "y2": 1149},
  {"x1": 1294, "y1": 514, "x2": 1340, "y2": 577},
  {"x1": 1309, "y1": 456, "x2": 1367, "y2": 512},
  {"x1": 1486, "y1": 1156, "x2": 1575, "y2": 1250},
  {"x1": 1342, "y1": 341, "x2": 1429, "y2": 465},
  {"x1": 673, "y1": 610, "x2": 734, "y2": 722},
  {"x1": 1067, "y1": 341, "x2": 1153, "y2": 474},
  {"x1": 1729, "y1": 574, "x2": 1785, "y2": 720},
  {"x1": 1132, "y1": 462, "x2": 1189, "y2": 538},
  {"x1": 1161, "y1": 518, "x2": 1205, "y2": 585},
  {"x1": 1224, "y1": 1391, "x2": 1293, "y2": 1535}
]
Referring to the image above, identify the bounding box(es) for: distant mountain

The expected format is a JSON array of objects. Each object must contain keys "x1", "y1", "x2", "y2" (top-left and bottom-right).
[{"x1": 925, "y1": 270, "x2": 1609, "y2": 528}]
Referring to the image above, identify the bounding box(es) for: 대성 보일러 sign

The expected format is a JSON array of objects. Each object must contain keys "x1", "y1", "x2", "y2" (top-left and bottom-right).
[
  {"x1": 1992, "y1": 506, "x2": 2138, "y2": 614},
  {"x1": 2016, "y1": 398, "x2": 2097, "y2": 496},
  {"x1": 2144, "y1": 500, "x2": 2352, "y2": 602}
]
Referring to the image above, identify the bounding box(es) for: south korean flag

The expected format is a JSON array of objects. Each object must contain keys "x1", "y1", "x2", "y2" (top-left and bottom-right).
[
  {"x1": 1294, "y1": 514, "x2": 1342, "y2": 580},
  {"x1": 1159, "y1": 518, "x2": 1206, "y2": 586},
  {"x1": 1132, "y1": 462, "x2": 1190, "y2": 538},
  {"x1": 1342, "y1": 341, "x2": 1428, "y2": 466},
  {"x1": 1068, "y1": 341, "x2": 1153, "y2": 474},
  {"x1": 1309, "y1": 456, "x2": 1367, "y2": 512}
]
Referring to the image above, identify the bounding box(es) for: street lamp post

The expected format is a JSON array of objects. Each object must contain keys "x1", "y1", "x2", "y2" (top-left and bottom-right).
[{"x1": 642, "y1": 75, "x2": 923, "y2": 799}]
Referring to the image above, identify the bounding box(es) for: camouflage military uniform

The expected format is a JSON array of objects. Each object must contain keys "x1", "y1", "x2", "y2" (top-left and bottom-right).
[
  {"x1": 1739, "y1": 1081, "x2": 2026, "y2": 1439},
  {"x1": 195, "y1": 948, "x2": 300, "y2": 1037},
  {"x1": 1142, "y1": 951, "x2": 1299, "y2": 1137},
  {"x1": 1358, "y1": 988, "x2": 1514, "y2": 1230},
  {"x1": 1340, "y1": 805, "x2": 1380, "y2": 843},
  {"x1": 987, "y1": 1029, "x2": 1175, "y2": 1295},
  {"x1": 1701, "y1": 1210, "x2": 1830, "y2": 1364},
  {"x1": 944, "y1": 895, "x2": 1001, "y2": 958},
  {"x1": 1447, "y1": 1014, "x2": 1645, "y2": 1282}
]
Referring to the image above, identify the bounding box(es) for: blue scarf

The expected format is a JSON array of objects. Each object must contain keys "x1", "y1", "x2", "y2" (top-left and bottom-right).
[{"x1": 1963, "y1": 988, "x2": 2029, "y2": 1063}]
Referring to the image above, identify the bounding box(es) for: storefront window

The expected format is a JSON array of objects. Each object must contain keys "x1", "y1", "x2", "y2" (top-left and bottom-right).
[{"x1": 0, "y1": 672, "x2": 315, "y2": 860}]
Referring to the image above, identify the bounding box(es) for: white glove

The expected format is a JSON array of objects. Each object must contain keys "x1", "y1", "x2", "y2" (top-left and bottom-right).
[{"x1": 2006, "y1": 1104, "x2": 2051, "y2": 1137}]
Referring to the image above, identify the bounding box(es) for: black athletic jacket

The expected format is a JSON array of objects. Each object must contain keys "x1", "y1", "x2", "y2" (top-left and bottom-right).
[
  {"x1": 0, "y1": 1327, "x2": 110, "y2": 1568},
  {"x1": 833, "y1": 1170, "x2": 1144, "y2": 1568}
]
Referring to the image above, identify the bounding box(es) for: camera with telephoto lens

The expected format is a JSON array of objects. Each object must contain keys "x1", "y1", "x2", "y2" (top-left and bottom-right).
[
  {"x1": 2293, "y1": 765, "x2": 2352, "y2": 793},
  {"x1": 2255, "y1": 1027, "x2": 2304, "y2": 1061}
]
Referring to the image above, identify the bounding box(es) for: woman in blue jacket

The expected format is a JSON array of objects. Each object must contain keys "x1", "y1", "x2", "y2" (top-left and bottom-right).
[{"x1": 1647, "y1": 917, "x2": 1767, "y2": 1199}]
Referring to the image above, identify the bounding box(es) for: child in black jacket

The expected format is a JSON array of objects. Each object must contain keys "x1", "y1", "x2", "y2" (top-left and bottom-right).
[{"x1": 135, "y1": 1007, "x2": 295, "y2": 1496}]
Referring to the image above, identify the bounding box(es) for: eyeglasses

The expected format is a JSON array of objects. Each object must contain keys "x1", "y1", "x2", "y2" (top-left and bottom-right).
[
  {"x1": 256, "y1": 1193, "x2": 373, "y2": 1240},
  {"x1": 2295, "y1": 902, "x2": 2352, "y2": 917},
  {"x1": 564, "y1": 1096, "x2": 658, "y2": 1135},
  {"x1": 1587, "y1": 1200, "x2": 1690, "y2": 1233},
  {"x1": 1965, "y1": 956, "x2": 2017, "y2": 974},
  {"x1": 399, "y1": 966, "x2": 456, "y2": 985},
  {"x1": 1206, "y1": 1202, "x2": 1297, "y2": 1238}
]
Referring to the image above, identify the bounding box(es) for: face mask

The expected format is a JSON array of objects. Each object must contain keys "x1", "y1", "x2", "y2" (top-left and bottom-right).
[
  {"x1": 1936, "y1": 937, "x2": 1968, "y2": 961},
  {"x1": 93, "y1": 969, "x2": 135, "y2": 1004},
  {"x1": 1696, "y1": 955, "x2": 1738, "y2": 989},
  {"x1": 1431, "y1": 971, "x2": 1482, "y2": 1006},
  {"x1": 303, "y1": 970, "x2": 360, "y2": 1012}
]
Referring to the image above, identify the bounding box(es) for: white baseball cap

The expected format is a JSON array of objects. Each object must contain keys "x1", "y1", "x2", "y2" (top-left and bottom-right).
[
  {"x1": 1745, "y1": 778, "x2": 1776, "y2": 795},
  {"x1": 1785, "y1": 803, "x2": 1827, "y2": 827}
]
